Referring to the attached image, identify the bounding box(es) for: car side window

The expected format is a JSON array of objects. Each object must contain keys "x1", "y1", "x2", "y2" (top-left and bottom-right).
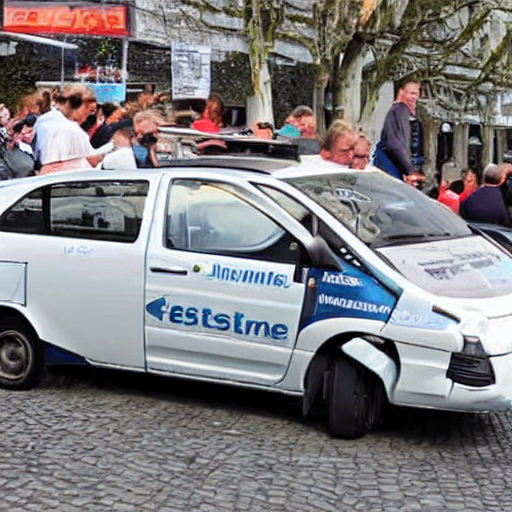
[
  {"x1": 0, "y1": 188, "x2": 44, "y2": 234},
  {"x1": 258, "y1": 183, "x2": 367, "y2": 270},
  {"x1": 166, "y1": 179, "x2": 299, "y2": 263},
  {"x1": 0, "y1": 180, "x2": 149, "y2": 243}
]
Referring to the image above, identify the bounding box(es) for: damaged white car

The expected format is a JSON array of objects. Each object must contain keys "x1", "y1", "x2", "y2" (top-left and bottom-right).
[{"x1": 0, "y1": 158, "x2": 511, "y2": 438}]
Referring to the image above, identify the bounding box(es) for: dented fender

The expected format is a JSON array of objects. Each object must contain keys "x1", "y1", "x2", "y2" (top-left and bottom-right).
[{"x1": 341, "y1": 337, "x2": 398, "y2": 399}]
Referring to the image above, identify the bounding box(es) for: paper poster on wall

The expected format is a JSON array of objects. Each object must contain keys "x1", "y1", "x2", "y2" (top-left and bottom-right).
[{"x1": 171, "y1": 42, "x2": 211, "y2": 99}]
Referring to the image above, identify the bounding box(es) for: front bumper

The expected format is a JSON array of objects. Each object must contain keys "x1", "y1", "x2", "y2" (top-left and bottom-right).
[{"x1": 391, "y1": 343, "x2": 512, "y2": 412}]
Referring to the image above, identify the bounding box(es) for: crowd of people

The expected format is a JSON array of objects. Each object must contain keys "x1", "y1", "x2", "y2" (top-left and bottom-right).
[
  {"x1": 438, "y1": 163, "x2": 512, "y2": 226},
  {"x1": 0, "y1": 85, "x2": 170, "y2": 178},
  {"x1": 0, "y1": 81, "x2": 511, "y2": 228}
]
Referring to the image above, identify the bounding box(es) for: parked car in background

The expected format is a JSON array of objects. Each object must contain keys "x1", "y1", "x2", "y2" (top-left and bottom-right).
[{"x1": 471, "y1": 221, "x2": 512, "y2": 254}]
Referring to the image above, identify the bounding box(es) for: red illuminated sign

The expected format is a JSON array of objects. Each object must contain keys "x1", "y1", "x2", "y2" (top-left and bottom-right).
[{"x1": 4, "y1": 5, "x2": 130, "y2": 37}]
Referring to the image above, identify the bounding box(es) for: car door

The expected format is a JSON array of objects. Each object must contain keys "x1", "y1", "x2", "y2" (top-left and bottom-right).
[{"x1": 145, "y1": 177, "x2": 307, "y2": 385}]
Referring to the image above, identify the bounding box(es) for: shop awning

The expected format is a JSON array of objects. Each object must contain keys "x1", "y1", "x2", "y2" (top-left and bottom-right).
[{"x1": 0, "y1": 31, "x2": 78, "y2": 49}]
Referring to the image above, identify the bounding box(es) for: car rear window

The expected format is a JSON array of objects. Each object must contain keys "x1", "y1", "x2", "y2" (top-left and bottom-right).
[{"x1": 0, "y1": 180, "x2": 149, "y2": 243}]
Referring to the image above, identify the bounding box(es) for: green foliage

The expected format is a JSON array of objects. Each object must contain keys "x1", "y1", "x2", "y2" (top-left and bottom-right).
[
  {"x1": 66, "y1": 36, "x2": 123, "y2": 68},
  {"x1": 0, "y1": 42, "x2": 59, "y2": 113},
  {"x1": 270, "y1": 61, "x2": 315, "y2": 127},
  {"x1": 211, "y1": 52, "x2": 253, "y2": 103}
]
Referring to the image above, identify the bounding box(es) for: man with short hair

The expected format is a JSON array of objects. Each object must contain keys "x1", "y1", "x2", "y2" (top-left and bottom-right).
[
  {"x1": 320, "y1": 119, "x2": 358, "y2": 166},
  {"x1": 460, "y1": 163, "x2": 509, "y2": 225},
  {"x1": 373, "y1": 80, "x2": 424, "y2": 186}
]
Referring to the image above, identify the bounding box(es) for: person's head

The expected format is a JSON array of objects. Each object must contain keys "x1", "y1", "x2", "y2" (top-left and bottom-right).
[
  {"x1": 36, "y1": 88, "x2": 53, "y2": 115},
  {"x1": 497, "y1": 163, "x2": 512, "y2": 184},
  {"x1": 204, "y1": 93, "x2": 224, "y2": 127},
  {"x1": 320, "y1": 119, "x2": 358, "y2": 166},
  {"x1": 56, "y1": 84, "x2": 97, "y2": 125},
  {"x1": 289, "y1": 105, "x2": 316, "y2": 137},
  {"x1": 448, "y1": 179, "x2": 464, "y2": 195},
  {"x1": 396, "y1": 80, "x2": 420, "y2": 113},
  {"x1": 12, "y1": 114, "x2": 37, "y2": 145},
  {"x1": 0, "y1": 104, "x2": 11, "y2": 126},
  {"x1": 350, "y1": 133, "x2": 371, "y2": 169},
  {"x1": 483, "y1": 163, "x2": 504, "y2": 186},
  {"x1": 100, "y1": 102, "x2": 118, "y2": 121},
  {"x1": 461, "y1": 168, "x2": 478, "y2": 187},
  {"x1": 133, "y1": 110, "x2": 163, "y2": 146},
  {"x1": 101, "y1": 103, "x2": 125, "y2": 125},
  {"x1": 137, "y1": 88, "x2": 155, "y2": 110}
]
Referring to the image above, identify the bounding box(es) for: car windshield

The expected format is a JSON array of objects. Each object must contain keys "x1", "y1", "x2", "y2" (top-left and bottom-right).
[{"x1": 284, "y1": 171, "x2": 472, "y2": 247}]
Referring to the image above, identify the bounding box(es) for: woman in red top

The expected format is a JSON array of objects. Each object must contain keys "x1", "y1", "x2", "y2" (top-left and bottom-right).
[
  {"x1": 459, "y1": 168, "x2": 478, "y2": 203},
  {"x1": 192, "y1": 93, "x2": 224, "y2": 133}
]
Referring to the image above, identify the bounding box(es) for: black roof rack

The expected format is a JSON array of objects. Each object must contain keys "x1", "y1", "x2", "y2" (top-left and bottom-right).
[
  {"x1": 158, "y1": 127, "x2": 301, "y2": 162},
  {"x1": 159, "y1": 155, "x2": 296, "y2": 174}
]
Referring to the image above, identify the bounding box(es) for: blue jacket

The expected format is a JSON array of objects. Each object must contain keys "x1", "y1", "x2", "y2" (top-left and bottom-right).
[
  {"x1": 373, "y1": 102, "x2": 414, "y2": 179},
  {"x1": 460, "y1": 186, "x2": 509, "y2": 226}
]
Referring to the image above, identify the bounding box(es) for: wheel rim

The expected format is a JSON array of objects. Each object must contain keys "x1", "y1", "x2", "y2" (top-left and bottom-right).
[{"x1": 0, "y1": 330, "x2": 33, "y2": 382}]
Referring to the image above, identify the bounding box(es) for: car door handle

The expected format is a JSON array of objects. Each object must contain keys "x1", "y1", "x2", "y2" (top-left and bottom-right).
[{"x1": 150, "y1": 267, "x2": 188, "y2": 276}]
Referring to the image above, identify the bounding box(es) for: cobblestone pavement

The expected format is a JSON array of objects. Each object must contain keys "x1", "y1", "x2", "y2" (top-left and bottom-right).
[{"x1": 1, "y1": 368, "x2": 512, "y2": 512}]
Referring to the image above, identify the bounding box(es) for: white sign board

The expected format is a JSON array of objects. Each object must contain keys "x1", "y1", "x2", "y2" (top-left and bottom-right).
[{"x1": 171, "y1": 42, "x2": 211, "y2": 99}]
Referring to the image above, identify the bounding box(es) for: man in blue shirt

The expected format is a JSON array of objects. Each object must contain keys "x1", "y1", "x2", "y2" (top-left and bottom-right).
[{"x1": 373, "y1": 80, "x2": 424, "y2": 187}]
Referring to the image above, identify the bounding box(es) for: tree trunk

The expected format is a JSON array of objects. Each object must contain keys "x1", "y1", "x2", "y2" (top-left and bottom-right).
[
  {"x1": 335, "y1": 37, "x2": 366, "y2": 126},
  {"x1": 246, "y1": 58, "x2": 274, "y2": 126},
  {"x1": 313, "y1": 68, "x2": 330, "y2": 136},
  {"x1": 481, "y1": 124, "x2": 493, "y2": 168},
  {"x1": 418, "y1": 112, "x2": 440, "y2": 190},
  {"x1": 452, "y1": 123, "x2": 469, "y2": 174},
  {"x1": 336, "y1": 52, "x2": 364, "y2": 126}
]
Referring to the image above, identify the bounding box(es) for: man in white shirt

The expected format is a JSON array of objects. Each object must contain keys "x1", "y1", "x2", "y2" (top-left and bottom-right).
[{"x1": 35, "y1": 85, "x2": 104, "y2": 174}]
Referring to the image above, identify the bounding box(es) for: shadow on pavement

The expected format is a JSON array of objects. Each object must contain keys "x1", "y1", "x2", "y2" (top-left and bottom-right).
[{"x1": 43, "y1": 365, "x2": 507, "y2": 443}]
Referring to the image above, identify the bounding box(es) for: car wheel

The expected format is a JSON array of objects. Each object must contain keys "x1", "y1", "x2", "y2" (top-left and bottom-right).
[
  {"x1": 0, "y1": 318, "x2": 42, "y2": 390},
  {"x1": 328, "y1": 356, "x2": 381, "y2": 439}
]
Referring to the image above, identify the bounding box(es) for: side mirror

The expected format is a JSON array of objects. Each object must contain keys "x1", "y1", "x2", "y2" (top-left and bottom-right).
[{"x1": 305, "y1": 235, "x2": 342, "y2": 272}]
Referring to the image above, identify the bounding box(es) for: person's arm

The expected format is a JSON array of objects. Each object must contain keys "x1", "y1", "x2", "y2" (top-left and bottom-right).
[
  {"x1": 148, "y1": 145, "x2": 160, "y2": 167},
  {"x1": 86, "y1": 154, "x2": 104, "y2": 167}
]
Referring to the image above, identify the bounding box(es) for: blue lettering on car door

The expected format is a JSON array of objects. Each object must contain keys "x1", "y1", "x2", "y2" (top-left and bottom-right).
[
  {"x1": 146, "y1": 298, "x2": 289, "y2": 341},
  {"x1": 302, "y1": 264, "x2": 397, "y2": 327}
]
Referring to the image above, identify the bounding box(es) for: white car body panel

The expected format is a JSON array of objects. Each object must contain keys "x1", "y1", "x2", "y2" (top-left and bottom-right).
[
  {"x1": 0, "y1": 171, "x2": 162, "y2": 368},
  {"x1": 0, "y1": 261, "x2": 26, "y2": 304}
]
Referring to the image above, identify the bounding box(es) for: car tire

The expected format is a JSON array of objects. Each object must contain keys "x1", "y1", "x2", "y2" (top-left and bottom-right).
[
  {"x1": 0, "y1": 317, "x2": 42, "y2": 390},
  {"x1": 328, "y1": 356, "x2": 380, "y2": 439}
]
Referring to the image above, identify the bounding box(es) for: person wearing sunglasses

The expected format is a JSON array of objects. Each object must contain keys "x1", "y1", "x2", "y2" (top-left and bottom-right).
[{"x1": 0, "y1": 115, "x2": 37, "y2": 179}]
